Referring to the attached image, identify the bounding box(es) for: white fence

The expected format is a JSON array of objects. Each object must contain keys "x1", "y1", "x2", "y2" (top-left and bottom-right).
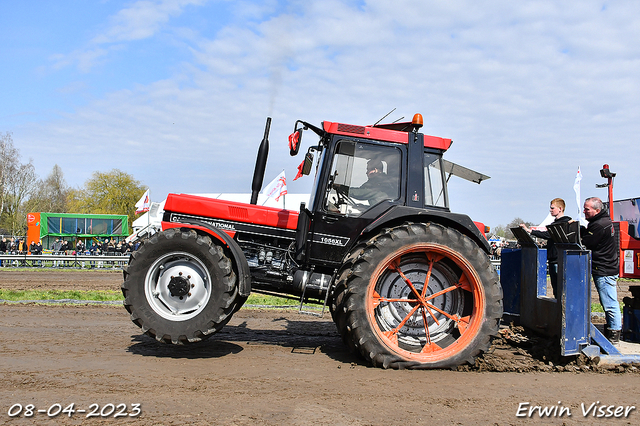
[
  {"x1": 0, "y1": 254, "x2": 130, "y2": 269},
  {"x1": 491, "y1": 259, "x2": 501, "y2": 274},
  {"x1": 1, "y1": 254, "x2": 502, "y2": 273}
]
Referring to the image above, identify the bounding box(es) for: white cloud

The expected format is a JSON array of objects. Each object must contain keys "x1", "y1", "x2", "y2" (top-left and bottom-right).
[
  {"x1": 93, "y1": 0, "x2": 207, "y2": 43},
  {"x1": 51, "y1": 0, "x2": 207, "y2": 72}
]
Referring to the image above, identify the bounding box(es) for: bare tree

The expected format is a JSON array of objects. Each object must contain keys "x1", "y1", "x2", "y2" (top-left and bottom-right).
[
  {"x1": 0, "y1": 132, "x2": 20, "y2": 217},
  {"x1": 28, "y1": 164, "x2": 70, "y2": 213},
  {"x1": 3, "y1": 160, "x2": 38, "y2": 235},
  {"x1": 492, "y1": 224, "x2": 507, "y2": 238},
  {"x1": 0, "y1": 132, "x2": 146, "y2": 236},
  {"x1": 502, "y1": 217, "x2": 536, "y2": 240}
]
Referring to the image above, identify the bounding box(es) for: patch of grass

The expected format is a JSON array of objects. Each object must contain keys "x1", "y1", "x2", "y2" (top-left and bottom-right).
[
  {"x1": 590, "y1": 303, "x2": 624, "y2": 313},
  {"x1": 0, "y1": 289, "x2": 321, "y2": 307},
  {"x1": 244, "y1": 294, "x2": 324, "y2": 307},
  {"x1": 246, "y1": 293, "x2": 299, "y2": 306},
  {"x1": 0, "y1": 267, "x2": 121, "y2": 273},
  {"x1": 0, "y1": 289, "x2": 123, "y2": 302}
]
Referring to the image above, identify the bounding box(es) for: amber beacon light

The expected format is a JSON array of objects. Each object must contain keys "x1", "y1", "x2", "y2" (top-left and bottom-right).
[{"x1": 412, "y1": 113, "x2": 424, "y2": 129}]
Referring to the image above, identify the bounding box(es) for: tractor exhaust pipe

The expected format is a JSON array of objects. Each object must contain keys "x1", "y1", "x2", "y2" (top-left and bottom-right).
[{"x1": 250, "y1": 117, "x2": 271, "y2": 205}]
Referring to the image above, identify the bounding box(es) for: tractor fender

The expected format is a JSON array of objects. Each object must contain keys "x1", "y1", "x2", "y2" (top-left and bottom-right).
[
  {"x1": 359, "y1": 205, "x2": 491, "y2": 254},
  {"x1": 172, "y1": 218, "x2": 251, "y2": 297}
]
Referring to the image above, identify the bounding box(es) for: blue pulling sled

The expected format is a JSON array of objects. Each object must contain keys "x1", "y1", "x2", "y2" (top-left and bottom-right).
[{"x1": 501, "y1": 223, "x2": 640, "y2": 365}]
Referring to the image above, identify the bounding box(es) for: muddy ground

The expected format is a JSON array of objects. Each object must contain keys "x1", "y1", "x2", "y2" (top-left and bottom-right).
[{"x1": 1, "y1": 270, "x2": 639, "y2": 425}]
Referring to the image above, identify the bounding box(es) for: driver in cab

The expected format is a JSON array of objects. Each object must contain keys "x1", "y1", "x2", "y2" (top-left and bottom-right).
[{"x1": 349, "y1": 160, "x2": 396, "y2": 207}]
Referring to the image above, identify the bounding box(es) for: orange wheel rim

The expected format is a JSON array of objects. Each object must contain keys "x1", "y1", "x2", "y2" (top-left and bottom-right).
[{"x1": 366, "y1": 243, "x2": 485, "y2": 363}]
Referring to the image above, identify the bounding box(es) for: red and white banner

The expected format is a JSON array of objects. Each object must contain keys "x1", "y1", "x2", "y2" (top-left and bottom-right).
[
  {"x1": 135, "y1": 190, "x2": 150, "y2": 213},
  {"x1": 262, "y1": 171, "x2": 287, "y2": 202}
]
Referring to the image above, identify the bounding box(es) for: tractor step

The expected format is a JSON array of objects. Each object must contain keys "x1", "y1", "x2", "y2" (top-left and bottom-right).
[{"x1": 298, "y1": 271, "x2": 331, "y2": 317}]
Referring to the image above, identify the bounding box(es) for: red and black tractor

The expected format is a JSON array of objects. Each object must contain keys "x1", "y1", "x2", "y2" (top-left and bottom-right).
[{"x1": 122, "y1": 114, "x2": 503, "y2": 369}]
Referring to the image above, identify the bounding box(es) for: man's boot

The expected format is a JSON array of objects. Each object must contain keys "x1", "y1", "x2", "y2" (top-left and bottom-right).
[{"x1": 609, "y1": 329, "x2": 621, "y2": 345}]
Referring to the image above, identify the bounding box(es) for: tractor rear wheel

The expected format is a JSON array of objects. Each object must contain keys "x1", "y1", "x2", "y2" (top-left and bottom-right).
[
  {"x1": 122, "y1": 228, "x2": 241, "y2": 344},
  {"x1": 334, "y1": 222, "x2": 502, "y2": 369}
]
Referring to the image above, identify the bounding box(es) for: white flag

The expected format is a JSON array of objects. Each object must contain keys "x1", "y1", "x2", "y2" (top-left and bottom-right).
[
  {"x1": 262, "y1": 171, "x2": 287, "y2": 202},
  {"x1": 135, "y1": 190, "x2": 150, "y2": 213},
  {"x1": 573, "y1": 167, "x2": 586, "y2": 225}
]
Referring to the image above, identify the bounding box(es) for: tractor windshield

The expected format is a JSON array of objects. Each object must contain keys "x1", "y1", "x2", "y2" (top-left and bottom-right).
[{"x1": 324, "y1": 140, "x2": 401, "y2": 217}]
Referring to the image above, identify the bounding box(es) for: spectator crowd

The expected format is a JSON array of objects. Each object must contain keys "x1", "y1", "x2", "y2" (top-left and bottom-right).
[{"x1": 0, "y1": 237, "x2": 140, "y2": 256}]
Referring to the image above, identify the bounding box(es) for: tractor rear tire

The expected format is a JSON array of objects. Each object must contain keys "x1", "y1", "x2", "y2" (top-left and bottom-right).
[
  {"x1": 334, "y1": 222, "x2": 502, "y2": 369},
  {"x1": 122, "y1": 228, "x2": 241, "y2": 344}
]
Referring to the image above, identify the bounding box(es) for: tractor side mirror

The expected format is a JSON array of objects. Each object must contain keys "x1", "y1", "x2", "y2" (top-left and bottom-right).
[
  {"x1": 289, "y1": 129, "x2": 302, "y2": 156},
  {"x1": 301, "y1": 151, "x2": 313, "y2": 175},
  {"x1": 294, "y1": 151, "x2": 314, "y2": 181}
]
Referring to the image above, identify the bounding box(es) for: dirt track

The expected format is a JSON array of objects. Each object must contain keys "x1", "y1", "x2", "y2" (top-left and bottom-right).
[{"x1": 1, "y1": 270, "x2": 639, "y2": 425}]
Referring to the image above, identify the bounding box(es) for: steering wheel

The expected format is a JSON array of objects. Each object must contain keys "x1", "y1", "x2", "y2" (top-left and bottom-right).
[{"x1": 333, "y1": 184, "x2": 357, "y2": 207}]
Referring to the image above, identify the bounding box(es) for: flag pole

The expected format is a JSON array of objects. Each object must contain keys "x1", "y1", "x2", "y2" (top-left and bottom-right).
[
  {"x1": 282, "y1": 169, "x2": 286, "y2": 209},
  {"x1": 573, "y1": 167, "x2": 585, "y2": 226}
]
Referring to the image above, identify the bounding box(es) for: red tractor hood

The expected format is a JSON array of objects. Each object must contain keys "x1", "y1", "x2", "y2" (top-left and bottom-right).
[{"x1": 163, "y1": 193, "x2": 300, "y2": 231}]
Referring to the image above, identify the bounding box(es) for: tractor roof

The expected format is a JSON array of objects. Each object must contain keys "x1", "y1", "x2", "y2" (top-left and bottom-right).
[{"x1": 322, "y1": 119, "x2": 452, "y2": 151}]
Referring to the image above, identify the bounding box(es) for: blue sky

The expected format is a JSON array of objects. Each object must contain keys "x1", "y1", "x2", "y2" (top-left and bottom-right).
[{"x1": 2, "y1": 0, "x2": 639, "y2": 229}]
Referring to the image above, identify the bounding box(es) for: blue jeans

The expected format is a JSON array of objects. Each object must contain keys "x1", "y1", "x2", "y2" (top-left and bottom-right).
[
  {"x1": 594, "y1": 275, "x2": 621, "y2": 331},
  {"x1": 548, "y1": 262, "x2": 558, "y2": 298}
]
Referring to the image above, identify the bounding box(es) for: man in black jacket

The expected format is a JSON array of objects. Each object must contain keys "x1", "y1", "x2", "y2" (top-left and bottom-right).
[
  {"x1": 581, "y1": 197, "x2": 621, "y2": 343},
  {"x1": 348, "y1": 160, "x2": 398, "y2": 207},
  {"x1": 520, "y1": 198, "x2": 571, "y2": 297}
]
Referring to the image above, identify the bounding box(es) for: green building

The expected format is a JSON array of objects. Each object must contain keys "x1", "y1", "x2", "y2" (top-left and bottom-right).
[{"x1": 27, "y1": 212, "x2": 129, "y2": 250}]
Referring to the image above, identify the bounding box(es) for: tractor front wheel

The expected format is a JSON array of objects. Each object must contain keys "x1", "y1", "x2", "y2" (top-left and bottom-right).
[{"x1": 122, "y1": 228, "x2": 240, "y2": 344}]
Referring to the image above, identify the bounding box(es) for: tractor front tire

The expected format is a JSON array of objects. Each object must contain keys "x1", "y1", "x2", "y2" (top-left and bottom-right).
[
  {"x1": 334, "y1": 222, "x2": 502, "y2": 369},
  {"x1": 122, "y1": 228, "x2": 240, "y2": 344}
]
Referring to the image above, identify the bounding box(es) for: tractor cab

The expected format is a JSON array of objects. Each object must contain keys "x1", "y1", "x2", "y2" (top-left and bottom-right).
[{"x1": 288, "y1": 114, "x2": 487, "y2": 267}]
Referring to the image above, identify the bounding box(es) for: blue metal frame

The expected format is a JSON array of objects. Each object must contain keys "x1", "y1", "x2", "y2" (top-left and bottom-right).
[
  {"x1": 559, "y1": 249, "x2": 590, "y2": 356},
  {"x1": 500, "y1": 248, "x2": 521, "y2": 315},
  {"x1": 501, "y1": 242, "x2": 640, "y2": 365}
]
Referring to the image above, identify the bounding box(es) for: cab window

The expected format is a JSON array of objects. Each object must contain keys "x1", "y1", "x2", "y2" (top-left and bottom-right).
[
  {"x1": 325, "y1": 140, "x2": 401, "y2": 217},
  {"x1": 424, "y1": 153, "x2": 447, "y2": 208}
]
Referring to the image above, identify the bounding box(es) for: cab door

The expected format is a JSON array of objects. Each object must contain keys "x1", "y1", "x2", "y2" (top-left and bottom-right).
[{"x1": 307, "y1": 138, "x2": 404, "y2": 265}]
